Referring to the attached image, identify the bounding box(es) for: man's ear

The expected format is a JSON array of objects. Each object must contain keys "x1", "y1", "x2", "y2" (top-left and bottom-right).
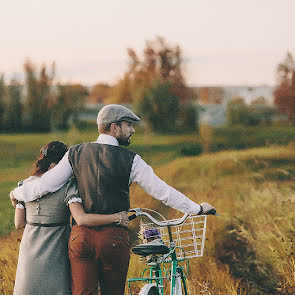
[{"x1": 109, "y1": 122, "x2": 118, "y2": 135}]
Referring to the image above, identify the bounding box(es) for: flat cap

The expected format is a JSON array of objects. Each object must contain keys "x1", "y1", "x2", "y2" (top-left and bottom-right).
[{"x1": 97, "y1": 104, "x2": 141, "y2": 126}]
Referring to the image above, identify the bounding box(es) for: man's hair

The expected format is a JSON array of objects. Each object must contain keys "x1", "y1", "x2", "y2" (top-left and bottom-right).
[{"x1": 98, "y1": 121, "x2": 122, "y2": 133}]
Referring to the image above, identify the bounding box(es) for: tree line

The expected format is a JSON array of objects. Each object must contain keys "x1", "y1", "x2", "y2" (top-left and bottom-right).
[
  {"x1": 0, "y1": 37, "x2": 294, "y2": 133},
  {"x1": 0, "y1": 60, "x2": 88, "y2": 133},
  {"x1": 0, "y1": 37, "x2": 197, "y2": 133},
  {"x1": 225, "y1": 52, "x2": 295, "y2": 127}
]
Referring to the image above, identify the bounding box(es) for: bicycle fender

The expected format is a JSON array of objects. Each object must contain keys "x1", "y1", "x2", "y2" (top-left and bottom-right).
[{"x1": 139, "y1": 283, "x2": 159, "y2": 295}]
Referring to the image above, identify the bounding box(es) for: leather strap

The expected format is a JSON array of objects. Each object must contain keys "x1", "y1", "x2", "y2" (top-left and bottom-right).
[{"x1": 26, "y1": 221, "x2": 68, "y2": 227}]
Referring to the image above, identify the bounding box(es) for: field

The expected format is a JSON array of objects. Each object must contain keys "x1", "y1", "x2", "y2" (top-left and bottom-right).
[{"x1": 1, "y1": 127, "x2": 295, "y2": 294}]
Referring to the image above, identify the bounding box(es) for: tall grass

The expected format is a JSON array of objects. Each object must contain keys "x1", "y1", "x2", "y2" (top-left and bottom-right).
[
  {"x1": 128, "y1": 145, "x2": 295, "y2": 294},
  {"x1": 1, "y1": 129, "x2": 295, "y2": 294},
  {"x1": 0, "y1": 231, "x2": 22, "y2": 294}
]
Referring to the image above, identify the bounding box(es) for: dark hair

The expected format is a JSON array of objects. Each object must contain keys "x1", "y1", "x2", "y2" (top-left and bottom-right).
[{"x1": 33, "y1": 141, "x2": 68, "y2": 176}]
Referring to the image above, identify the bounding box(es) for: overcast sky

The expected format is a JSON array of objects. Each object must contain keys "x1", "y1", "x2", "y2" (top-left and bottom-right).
[{"x1": 0, "y1": 0, "x2": 294, "y2": 86}]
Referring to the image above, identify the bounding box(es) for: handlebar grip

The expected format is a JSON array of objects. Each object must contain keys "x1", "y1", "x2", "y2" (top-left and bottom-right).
[
  {"x1": 128, "y1": 214, "x2": 137, "y2": 221},
  {"x1": 206, "y1": 208, "x2": 217, "y2": 215}
]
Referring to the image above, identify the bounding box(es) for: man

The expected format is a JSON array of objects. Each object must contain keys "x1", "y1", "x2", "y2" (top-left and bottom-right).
[{"x1": 11, "y1": 104, "x2": 215, "y2": 295}]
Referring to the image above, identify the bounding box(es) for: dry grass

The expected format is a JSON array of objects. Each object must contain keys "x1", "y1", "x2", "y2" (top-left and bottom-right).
[
  {"x1": 1, "y1": 131, "x2": 295, "y2": 294},
  {"x1": 128, "y1": 145, "x2": 295, "y2": 294},
  {"x1": 0, "y1": 231, "x2": 23, "y2": 295}
]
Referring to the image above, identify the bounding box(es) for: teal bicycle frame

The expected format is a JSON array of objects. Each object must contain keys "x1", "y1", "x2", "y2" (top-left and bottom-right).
[
  {"x1": 127, "y1": 209, "x2": 194, "y2": 295},
  {"x1": 128, "y1": 228, "x2": 189, "y2": 295}
]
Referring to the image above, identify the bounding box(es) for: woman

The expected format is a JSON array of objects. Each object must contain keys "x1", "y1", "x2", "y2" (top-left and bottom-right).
[{"x1": 13, "y1": 141, "x2": 128, "y2": 295}]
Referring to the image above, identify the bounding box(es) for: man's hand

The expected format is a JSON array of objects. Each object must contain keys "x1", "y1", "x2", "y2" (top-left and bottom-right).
[
  {"x1": 199, "y1": 202, "x2": 216, "y2": 215},
  {"x1": 117, "y1": 211, "x2": 129, "y2": 227},
  {"x1": 10, "y1": 191, "x2": 18, "y2": 208}
]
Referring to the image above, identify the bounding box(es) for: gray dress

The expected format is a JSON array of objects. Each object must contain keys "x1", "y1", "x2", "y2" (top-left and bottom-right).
[{"x1": 14, "y1": 178, "x2": 77, "y2": 295}]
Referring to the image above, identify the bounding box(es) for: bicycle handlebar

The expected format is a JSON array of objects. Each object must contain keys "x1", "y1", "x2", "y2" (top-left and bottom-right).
[
  {"x1": 128, "y1": 208, "x2": 190, "y2": 226},
  {"x1": 128, "y1": 208, "x2": 218, "y2": 226}
]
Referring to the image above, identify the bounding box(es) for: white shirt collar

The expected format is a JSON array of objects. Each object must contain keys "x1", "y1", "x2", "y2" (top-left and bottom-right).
[{"x1": 95, "y1": 134, "x2": 119, "y2": 146}]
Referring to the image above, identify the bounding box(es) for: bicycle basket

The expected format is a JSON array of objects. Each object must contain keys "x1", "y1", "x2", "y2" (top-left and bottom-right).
[{"x1": 139, "y1": 214, "x2": 207, "y2": 259}]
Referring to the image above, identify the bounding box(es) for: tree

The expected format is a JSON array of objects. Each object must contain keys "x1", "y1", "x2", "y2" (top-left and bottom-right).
[
  {"x1": 109, "y1": 75, "x2": 132, "y2": 103},
  {"x1": 2, "y1": 79, "x2": 22, "y2": 132},
  {"x1": 112, "y1": 36, "x2": 198, "y2": 132},
  {"x1": 227, "y1": 97, "x2": 276, "y2": 126},
  {"x1": 226, "y1": 98, "x2": 259, "y2": 126},
  {"x1": 274, "y1": 52, "x2": 295, "y2": 124},
  {"x1": 0, "y1": 75, "x2": 6, "y2": 131},
  {"x1": 137, "y1": 81, "x2": 179, "y2": 132},
  {"x1": 22, "y1": 60, "x2": 55, "y2": 132},
  {"x1": 88, "y1": 83, "x2": 111, "y2": 103},
  {"x1": 51, "y1": 84, "x2": 88, "y2": 130},
  {"x1": 124, "y1": 36, "x2": 193, "y2": 104},
  {"x1": 251, "y1": 96, "x2": 267, "y2": 105}
]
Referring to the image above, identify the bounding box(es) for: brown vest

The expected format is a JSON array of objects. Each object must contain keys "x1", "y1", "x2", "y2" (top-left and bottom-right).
[{"x1": 68, "y1": 142, "x2": 136, "y2": 215}]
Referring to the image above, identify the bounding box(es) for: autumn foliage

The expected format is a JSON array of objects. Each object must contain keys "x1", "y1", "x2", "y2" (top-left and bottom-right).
[{"x1": 274, "y1": 52, "x2": 295, "y2": 124}]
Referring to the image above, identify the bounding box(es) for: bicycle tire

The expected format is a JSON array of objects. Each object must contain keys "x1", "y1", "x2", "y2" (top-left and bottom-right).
[
  {"x1": 175, "y1": 276, "x2": 183, "y2": 295},
  {"x1": 139, "y1": 284, "x2": 161, "y2": 295}
]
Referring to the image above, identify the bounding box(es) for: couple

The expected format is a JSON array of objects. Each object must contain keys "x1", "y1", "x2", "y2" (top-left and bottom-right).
[{"x1": 11, "y1": 104, "x2": 216, "y2": 295}]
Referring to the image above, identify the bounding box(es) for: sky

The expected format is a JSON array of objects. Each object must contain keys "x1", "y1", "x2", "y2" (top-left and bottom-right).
[{"x1": 0, "y1": 0, "x2": 294, "y2": 86}]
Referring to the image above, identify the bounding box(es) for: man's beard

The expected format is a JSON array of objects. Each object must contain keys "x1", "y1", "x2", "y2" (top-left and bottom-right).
[{"x1": 117, "y1": 136, "x2": 130, "y2": 146}]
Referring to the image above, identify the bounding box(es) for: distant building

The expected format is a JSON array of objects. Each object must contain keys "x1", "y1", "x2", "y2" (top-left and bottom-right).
[
  {"x1": 192, "y1": 85, "x2": 274, "y2": 105},
  {"x1": 191, "y1": 85, "x2": 276, "y2": 126}
]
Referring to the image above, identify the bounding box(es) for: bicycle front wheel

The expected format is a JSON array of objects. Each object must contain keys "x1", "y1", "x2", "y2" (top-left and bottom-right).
[
  {"x1": 175, "y1": 276, "x2": 183, "y2": 295},
  {"x1": 139, "y1": 283, "x2": 161, "y2": 295}
]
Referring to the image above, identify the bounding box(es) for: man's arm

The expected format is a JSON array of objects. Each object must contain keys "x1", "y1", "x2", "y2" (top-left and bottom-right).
[
  {"x1": 12, "y1": 151, "x2": 73, "y2": 202},
  {"x1": 130, "y1": 155, "x2": 202, "y2": 215}
]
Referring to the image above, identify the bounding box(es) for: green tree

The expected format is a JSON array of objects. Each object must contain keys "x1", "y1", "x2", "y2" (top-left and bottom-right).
[
  {"x1": 226, "y1": 98, "x2": 260, "y2": 126},
  {"x1": 2, "y1": 79, "x2": 22, "y2": 132},
  {"x1": 274, "y1": 52, "x2": 295, "y2": 124},
  {"x1": 227, "y1": 97, "x2": 275, "y2": 126},
  {"x1": 22, "y1": 60, "x2": 55, "y2": 132},
  {"x1": 51, "y1": 84, "x2": 88, "y2": 130},
  {"x1": 138, "y1": 81, "x2": 179, "y2": 132}
]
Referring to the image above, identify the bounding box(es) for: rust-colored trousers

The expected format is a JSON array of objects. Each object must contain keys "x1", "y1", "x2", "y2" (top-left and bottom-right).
[{"x1": 69, "y1": 225, "x2": 130, "y2": 295}]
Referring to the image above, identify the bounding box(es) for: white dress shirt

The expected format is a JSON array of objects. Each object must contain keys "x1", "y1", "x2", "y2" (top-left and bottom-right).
[{"x1": 13, "y1": 134, "x2": 201, "y2": 214}]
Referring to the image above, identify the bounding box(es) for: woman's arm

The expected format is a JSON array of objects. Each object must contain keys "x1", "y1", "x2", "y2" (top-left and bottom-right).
[
  {"x1": 15, "y1": 206, "x2": 26, "y2": 229},
  {"x1": 69, "y1": 202, "x2": 129, "y2": 227}
]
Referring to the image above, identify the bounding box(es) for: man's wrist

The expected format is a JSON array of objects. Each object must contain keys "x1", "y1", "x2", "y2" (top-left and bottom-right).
[
  {"x1": 116, "y1": 213, "x2": 122, "y2": 225},
  {"x1": 12, "y1": 187, "x2": 24, "y2": 202}
]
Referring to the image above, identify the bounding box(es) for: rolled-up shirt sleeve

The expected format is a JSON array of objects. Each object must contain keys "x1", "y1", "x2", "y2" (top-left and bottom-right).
[
  {"x1": 64, "y1": 178, "x2": 82, "y2": 206},
  {"x1": 130, "y1": 155, "x2": 201, "y2": 215},
  {"x1": 13, "y1": 152, "x2": 73, "y2": 202}
]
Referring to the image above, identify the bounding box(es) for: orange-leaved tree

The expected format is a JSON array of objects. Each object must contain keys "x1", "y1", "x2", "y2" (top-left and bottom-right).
[{"x1": 274, "y1": 52, "x2": 295, "y2": 124}]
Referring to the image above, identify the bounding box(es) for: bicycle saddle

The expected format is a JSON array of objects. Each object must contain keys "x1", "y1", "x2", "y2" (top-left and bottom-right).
[{"x1": 132, "y1": 239, "x2": 169, "y2": 256}]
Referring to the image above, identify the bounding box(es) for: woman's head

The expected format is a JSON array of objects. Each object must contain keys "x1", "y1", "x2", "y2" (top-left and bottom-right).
[{"x1": 34, "y1": 141, "x2": 68, "y2": 176}]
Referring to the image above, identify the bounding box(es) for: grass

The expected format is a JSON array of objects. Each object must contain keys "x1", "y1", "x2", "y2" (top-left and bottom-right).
[
  {"x1": 127, "y1": 145, "x2": 295, "y2": 294},
  {"x1": 1, "y1": 127, "x2": 295, "y2": 294}
]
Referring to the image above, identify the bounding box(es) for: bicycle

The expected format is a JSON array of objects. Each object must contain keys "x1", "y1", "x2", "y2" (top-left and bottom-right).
[{"x1": 127, "y1": 208, "x2": 217, "y2": 295}]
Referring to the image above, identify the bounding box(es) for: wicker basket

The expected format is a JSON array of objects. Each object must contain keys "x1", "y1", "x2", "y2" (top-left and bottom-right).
[{"x1": 139, "y1": 214, "x2": 207, "y2": 259}]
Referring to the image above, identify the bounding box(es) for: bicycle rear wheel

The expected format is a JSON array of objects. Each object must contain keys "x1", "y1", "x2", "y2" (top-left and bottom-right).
[{"x1": 139, "y1": 284, "x2": 161, "y2": 295}]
